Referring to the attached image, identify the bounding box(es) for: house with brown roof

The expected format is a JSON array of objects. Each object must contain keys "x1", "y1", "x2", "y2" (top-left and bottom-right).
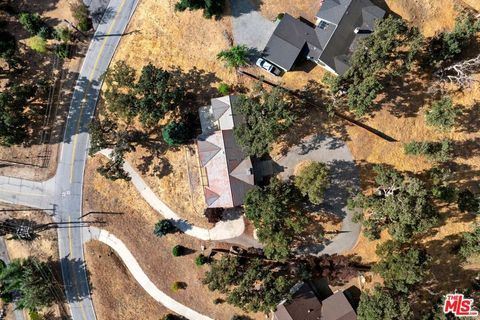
[
  {"x1": 273, "y1": 282, "x2": 357, "y2": 320},
  {"x1": 197, "y1": 96, "x2": 255, "y2": 208}
]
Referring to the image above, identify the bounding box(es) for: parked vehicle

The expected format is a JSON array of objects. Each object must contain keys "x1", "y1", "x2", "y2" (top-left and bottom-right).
[{"x1": 256, "y1": 58, "x2": 282, "y2": 76}]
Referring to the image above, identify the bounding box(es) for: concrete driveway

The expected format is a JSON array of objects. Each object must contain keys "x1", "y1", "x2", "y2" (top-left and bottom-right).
[
  {"x1": 276, "y1": 135, "x2": 361, "y2": 255},
  {"x1": 230, "y1": 0, "x2": 277, "y2": 58}
]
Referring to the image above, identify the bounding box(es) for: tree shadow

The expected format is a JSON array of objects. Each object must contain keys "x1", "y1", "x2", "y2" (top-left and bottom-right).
[
  {"x1": 413, "y1": 234, "x2": 479, "y2": 313},
  {"x1": 457, "y1": 102, "x2": 480, "y2": 133},
  {"x1": 91, "y1": 6, "x2": 116, "y2": 25},
  {"x1": 53, "y1": 256, "x2": 93, "y2": 304},
  {"x1": 229, "y1": 0, "x2": 264, "y2": 18},
  {"x1": 375, "y1": 69, "x2": 433, "y2": 118}
]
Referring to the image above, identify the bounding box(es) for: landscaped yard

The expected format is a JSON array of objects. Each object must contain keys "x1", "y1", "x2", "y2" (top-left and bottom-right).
[{"x1": 83, "y1": 156, "x2": 263, "y2": 320}]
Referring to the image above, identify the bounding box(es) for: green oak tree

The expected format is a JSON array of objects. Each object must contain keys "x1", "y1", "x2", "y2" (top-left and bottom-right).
[
  {"x1": 244, "y1": 178, "x2": 307, "y2": 261},
  {"x1": 349, "y1": 165, "x2": 438, "y2": 241},
  {"x1": 233, "y1": 86, "x2": 296, "y2": 156}
]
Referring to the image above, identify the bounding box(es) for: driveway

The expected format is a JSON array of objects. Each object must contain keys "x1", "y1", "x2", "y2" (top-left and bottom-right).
[
  {"x1": 230, "y1": 0, "x2": 277, "y2": 58},
  {"x1": 276, "y1": 135, "x2": 361, "y2": 255}
]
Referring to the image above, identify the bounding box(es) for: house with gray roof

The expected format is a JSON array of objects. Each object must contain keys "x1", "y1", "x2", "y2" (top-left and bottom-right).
[
  {"x1": 262, "y1": 0, "x2": 385, "y2": 75},
  {"x1": 197, "y1": 96, "x2": 255, "y2": 208}
]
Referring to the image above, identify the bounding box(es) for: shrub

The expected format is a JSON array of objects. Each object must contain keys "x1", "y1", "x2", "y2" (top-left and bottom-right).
[
  {"x1": 172, "y1": 245, "x2": 184, "y2": 257},
  {"x1": 55, "y1": 27, "x2": 71, "y2": 42},
  {"x1": 71, "y1": 2, "x2": 91, "y2": 31},
  {"x1": 213, "y1": 298, "x2": 223, "y2": 305},
  {"x1": 429, "y1": 12, "x2": 480, "y2": 63},
  {"x1": 162, "y1": 121, "x2": 192, "y2": 146},
  {"x1": 459, "y1": 225, "x2": 480, "y2": 260},
  {"x1": 204, "y1": 207, "x2": 223, "y2": 223},
  {"x1": 217, "y1": 82, "x2": 231, "y2": 95},
  {"x1": 37, "y1": 26, "x2": 53, "y2": 39},
  {"x1": 54, "y1": 42, "x2": 69, "y2": 59},
  {"x1": 175, "y1": 0, "x2": 224, "y2": 19},
  {"x1": 18, "y1": 13, "x2": 42, "y2": 35},
  {"x1": 425, "y1": 97, "x2": 461, "y2": 131},
  {"x1": 26, "y1": 36, "x2": 47, "y2": 54},
  {"x1": 457, "y1": 190, "x2": 479, "y2": 213},
  {"x1": 195, "y1": 254, "x2": 207, "y2": 266},
  {"x1": 153, "y1": 219, "x2": 177, "y2": 237},
  {"x1": 277, "y1": 13, "x2": 285, "y2": 21},
  {"x1": 217, "y1": 45, "x2": 249, "y2": 69},
  {"x1": 171, "y1": 281, "x2": 182, "y2": 291},
  {"x1": 404, "y1": 140, "x2": 452, "y2": 162},
  {"x1": 294, "y1": 162, "x2": 329, "y2": 205}
]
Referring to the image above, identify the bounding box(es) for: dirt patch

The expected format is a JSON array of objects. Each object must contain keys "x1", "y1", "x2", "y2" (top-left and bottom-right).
[
  {"x1": 85, "y1": 241, "x2": 171, "y2": 320},
  {"x1": 83, "y1": 156, "x2": 263, "y2": 320}
]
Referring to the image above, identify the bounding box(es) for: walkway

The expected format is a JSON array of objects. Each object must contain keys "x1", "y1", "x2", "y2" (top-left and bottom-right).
[
  {"x1": 276, "y1": 135, "x2": 361, "y2": 254},
  {"x1": 85, "y1": 227, "x2": 213, "y2": 320},
  {"x1": 99, "y1": 150, "x2": 246, "y2": 241}
]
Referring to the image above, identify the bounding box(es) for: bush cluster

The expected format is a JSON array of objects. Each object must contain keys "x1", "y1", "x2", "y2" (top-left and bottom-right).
[
  {"x1": 175, "y1": 0, "x2": 224, "y2": 19},
  {"x1": 404, "y1": 140, "x2": 452, "y2": 162},
  {"x1": 425, "y1": 97, "x2": 461, "y2": 131}
]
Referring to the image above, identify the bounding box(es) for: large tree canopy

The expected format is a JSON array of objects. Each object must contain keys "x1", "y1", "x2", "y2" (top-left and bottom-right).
[
  {"x1": 244, "y1": 178, "x2": 307, "y2": 261},
  {"x1": 0, "y1": 85, "x2": 34, "y2": 146},
  {"x1": 349, "y1": 166, "x2": 438, "y2": 242},
  {"x1": 373, "y1": 241, "x2": 429, "y2": 293},
  {"x1": 357, "y1": 286, "x2": 413, "y2": 320},
  {"x1": 202, "y1": 255, "x2": 294, "y2": 313},
  {"x1": 328, "y1": 16, "x2": 423, "y2": 116},
  {"x1": 233, "y1": 86, "x2": 296, "y2": 157},
  {"x1": 103, "y1": 61, "x2": 183, "y2": 126},
  {"x1": 0, "y1": 257, "x2": 56, "y2": 311},
  {"x1": 135, "y1": 63, "x2": 183, "y2": 126}
]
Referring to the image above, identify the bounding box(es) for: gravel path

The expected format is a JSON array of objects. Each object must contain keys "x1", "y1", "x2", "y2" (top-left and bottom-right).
[{"x1": 276, "y1": 135, "x2": 361, "y2": 255}]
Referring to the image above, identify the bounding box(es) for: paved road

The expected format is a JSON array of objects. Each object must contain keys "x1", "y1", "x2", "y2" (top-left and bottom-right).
[
  {"x1": 85, "y1": 227, "x2": 213, "y2": 320},
  {"x1": 276, "y1": 135, "x2": 362, "y2": 255},
  {"x1": 0, "y1": 0, "x2": 139, "y2": 319}
]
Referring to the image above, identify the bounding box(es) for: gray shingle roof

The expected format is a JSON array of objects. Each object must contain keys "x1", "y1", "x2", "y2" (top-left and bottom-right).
[{"x1": 262, "y1": 0, "x2": 385, "y2": 75}]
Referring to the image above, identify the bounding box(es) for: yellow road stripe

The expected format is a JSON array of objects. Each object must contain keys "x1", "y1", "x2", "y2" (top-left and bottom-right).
[
  {"x1": 69, "y1": 0, "x2": 129, "y2": 183},
  {"x1": 68, "y1": 217, "x2": 88, "y2": 320}
]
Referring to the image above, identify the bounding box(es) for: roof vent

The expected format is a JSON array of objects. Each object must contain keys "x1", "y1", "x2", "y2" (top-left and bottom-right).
[{"x1": 354, "y1": 27, "x2": 373, "y2": 34}]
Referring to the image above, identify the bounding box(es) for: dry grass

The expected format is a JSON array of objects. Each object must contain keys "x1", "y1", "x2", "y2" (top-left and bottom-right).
[
  {"x1": 83, "y1": 156, "x2": 263, "y2": 320},
  {"x1": 125, "y1": 144, "x2": 210, "y2": 228},
  {"x1": 113, "y1": 0, "x2": 237, "y2": 85},
  {"x1": 257, "y1": 0, "x2": 321, "y2": 21},
  {"x1": 85, "y1": 241, "x2": 171, "y2": 320},
  {"x1": 384, "y1": 0, "x2": 457, "y2": 37}
]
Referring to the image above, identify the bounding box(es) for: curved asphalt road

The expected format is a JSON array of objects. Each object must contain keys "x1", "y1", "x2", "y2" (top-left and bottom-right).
[{"x1": 0, "y1": 0, "x2": 139, "y2": 319}]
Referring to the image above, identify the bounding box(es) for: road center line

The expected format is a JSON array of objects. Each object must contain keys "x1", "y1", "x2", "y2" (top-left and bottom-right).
[{"x1": 69, "y1": 0, "x2": 129, "y2": 183}]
